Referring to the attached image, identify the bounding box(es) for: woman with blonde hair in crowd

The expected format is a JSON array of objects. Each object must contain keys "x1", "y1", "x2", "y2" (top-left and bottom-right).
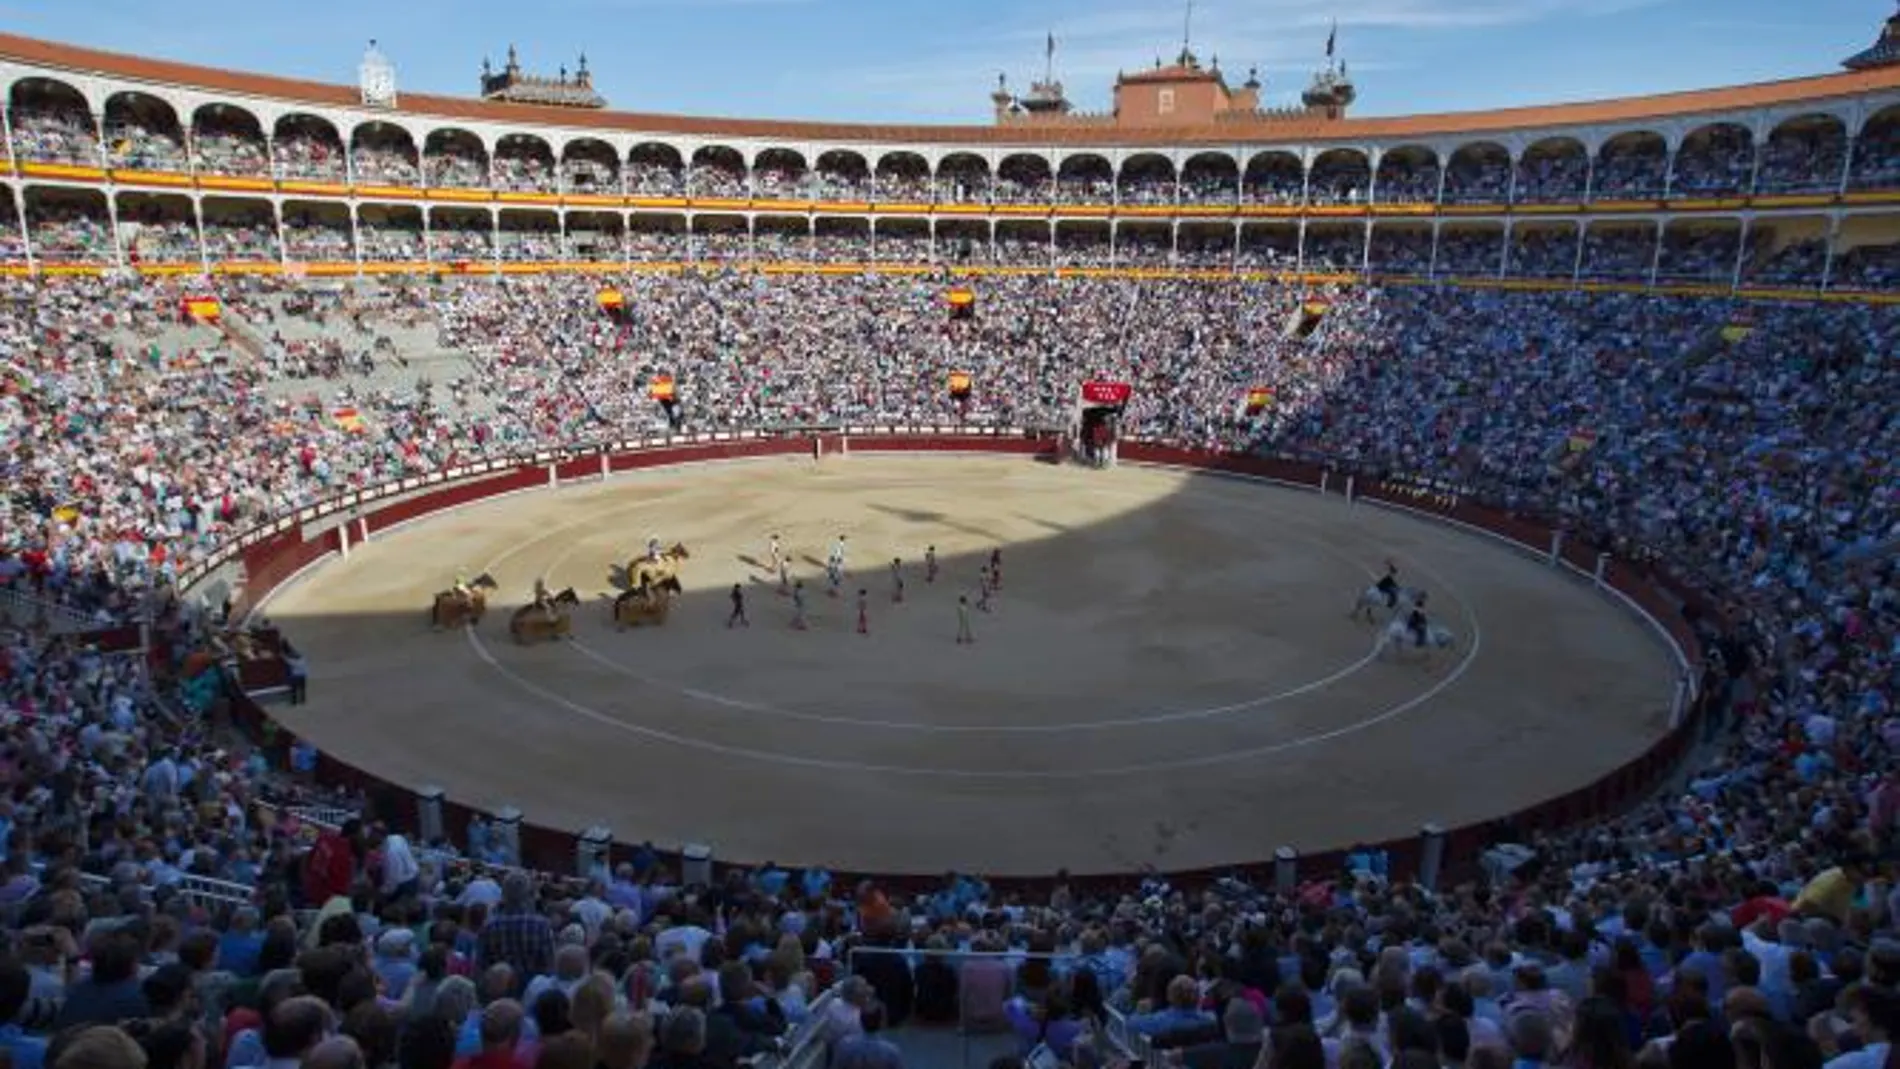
[
  {"x1": 767, "y1": 935, "x2": 805, "y2": 981},
  {"x1": 570, "y1": 973, "x2": 620, "y2": 1045}
]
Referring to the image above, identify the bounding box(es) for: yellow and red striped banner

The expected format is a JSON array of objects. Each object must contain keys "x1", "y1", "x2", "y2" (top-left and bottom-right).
[
  {"x1": 947, "y1": 371, "x2": 973, "y2": 396},
  {"x1": 182, "y1": 294, "x2": 221, "y2": 323},
  {"x1": 1245, "y1": 387, "x2": 1274, "y2": 413},
  {"x1": 648, "y1": 374, "x2": 677, "y2": 402}
]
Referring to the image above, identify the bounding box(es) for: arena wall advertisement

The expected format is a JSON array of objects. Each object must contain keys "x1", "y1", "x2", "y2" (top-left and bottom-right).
[{"x1": 179, "y1": 428, "x2": 1707, "y2": 894}]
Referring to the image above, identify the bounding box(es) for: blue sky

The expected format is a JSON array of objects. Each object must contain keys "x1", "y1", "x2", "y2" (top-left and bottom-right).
[{"x1": 2, "y1": 0, "x2": 1893, "y2": 123}]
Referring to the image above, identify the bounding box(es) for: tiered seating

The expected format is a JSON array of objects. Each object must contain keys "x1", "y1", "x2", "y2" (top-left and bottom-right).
[{"x1": 1, "y1": 269, "x2": 1896, "y2": 1069}]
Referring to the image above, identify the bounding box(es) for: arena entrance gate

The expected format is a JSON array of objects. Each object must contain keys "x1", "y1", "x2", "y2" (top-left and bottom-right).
[{"x1": 1073, "y1": 381, "x2": 1131, "y2": 468}]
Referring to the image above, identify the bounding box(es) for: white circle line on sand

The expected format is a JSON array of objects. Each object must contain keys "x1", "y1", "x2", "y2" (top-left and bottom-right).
[
  {"x1": 560, "y1": 634, "x2": 1385, "y2": 733},
  {"x1": 456, "y1": 473, "x2": 1482, "y2": 771},
  {"x1": 463, "y1": 604, "x2": 1481, "y2": 780},
  {"x1": 470, "y1": 475, "x2": 1404, "y2": 732},
  {"x1": 320, "y1": 456, "x2": 1481, "y2": 777}
]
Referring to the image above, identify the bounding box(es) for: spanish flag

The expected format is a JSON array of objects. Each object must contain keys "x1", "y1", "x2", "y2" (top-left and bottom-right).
[
  {"x1": 1566, "y1": 428, "x2": 1598, "y2": 453},
  {"x1": 1719, "y1": 324, "x2": 1754, "y2": 344},
  {"x1": 1301, "y1": 301, "x2": 1331, "y2": 318},
  {"x1": 182, "y1": 295, "x2": 221, "y2": 323},
  {"x1": 331, "y1": 407, "x2": 366, "y2": 434},
  {"x1": 648, "y1": 375, "x2": 677, "y2": 402},
  {"x1": 947, "y1": 286, "x2": 976, "y2": 320},
  {"x1": 52, "y1": 504, "x2": 80, "y2": 525},
  {"x1": 597, "y1": 288, "x2": 626, "y2": 313},
  {"x1": 947, "y1": 371, "x2": 973, "y2": 398},
  {"x1": 1244, "y1": 387, "x2": 1273, "y2": 414}
]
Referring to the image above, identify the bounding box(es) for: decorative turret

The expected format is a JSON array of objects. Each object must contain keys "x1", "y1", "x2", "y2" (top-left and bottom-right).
[
  {"x1": 991, "y1": 18, "x2": 1351, "y2": 129},
  {"x1": 1301, "y1": 23, "x2": 1355, "y2": 117},
  {"x1": 1843, "y1": 2, "x2": 1900, "y2": 70},
  {"x1": 1021, "y1": 78, "x2": 1072, "y2": 115},
  {"x1": 358, "y1": 39, "x2": 397, "y2": 108},
  {"x1": 481, "y1": 45, "x2": 607, "y2": 108},
  {"x1": 1021, "y1": 31, "x2": 1072, "y2": 115},
  {"x1": 989, "y1": 73, "x2": 1014, "y2": 122},
  {"x1": 1229, "y1": 63, "x2": 1261, "y2": 111}
]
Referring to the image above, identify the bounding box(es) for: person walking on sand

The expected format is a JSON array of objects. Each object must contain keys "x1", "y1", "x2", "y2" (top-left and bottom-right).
[
  {"x1": 925, "y1": 545, "x2": 939, "y2": 583},
  {"x1": 856, "y1": 588, "x2": 870, "y2": 634},
  {"x1": 890, "y1": 557, "x2": 905, "y2": 603},
  {"x1": 727, "y1": 583, "x2": 750, "y2": 628},
  {"x1": 976, "y1": 567, "x2": 993, "y2": 612},
  {"x1": 790, "y1": 580, "x2": 808, "y2": 630},
  {"x1": 956, "y1": 595, "x2": 974, "y2": 645}
]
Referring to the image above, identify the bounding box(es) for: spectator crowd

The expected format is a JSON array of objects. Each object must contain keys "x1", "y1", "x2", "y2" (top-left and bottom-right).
[{"x1": 0, "y1": 264, "x2": 1896, "y2": 1069}]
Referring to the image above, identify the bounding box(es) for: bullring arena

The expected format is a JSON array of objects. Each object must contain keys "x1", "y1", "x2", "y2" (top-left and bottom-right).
[
  {"x1": 6, "y1": 15, "x2": 1900, "y2": 1069},
  {"x1": 254, "y1": 441, "x2": 1680, "y2": 876}
]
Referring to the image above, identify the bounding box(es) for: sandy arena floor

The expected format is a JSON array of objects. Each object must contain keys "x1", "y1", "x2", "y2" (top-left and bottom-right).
[{"x1": 260, "y1": 454, "x2": 1679, "y2": 876}]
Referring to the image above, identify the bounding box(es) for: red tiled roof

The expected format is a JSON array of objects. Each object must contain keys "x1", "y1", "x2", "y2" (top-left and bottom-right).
[{"x1": 4, "y1": 31, "x2": 1900, "y2": 147}]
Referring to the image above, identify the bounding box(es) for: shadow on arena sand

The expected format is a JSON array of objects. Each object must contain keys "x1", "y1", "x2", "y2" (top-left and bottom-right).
[{"x1": 247, "y1": 452, "x2": 1680, "y2": 879}]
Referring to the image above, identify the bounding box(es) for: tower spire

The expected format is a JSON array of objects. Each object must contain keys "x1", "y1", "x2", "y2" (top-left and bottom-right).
[
  {"x1": 1183, "y1": 0, "x2": 1195, "y2": 60},
  {"x1": 1044, "y1": 30, "x2": 1055, "y2": 85}
]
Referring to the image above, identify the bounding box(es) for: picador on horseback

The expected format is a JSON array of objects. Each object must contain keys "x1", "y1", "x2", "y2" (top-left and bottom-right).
[{"x1": 1376, "y1": 561, "x2": 1401, "y2": 609}]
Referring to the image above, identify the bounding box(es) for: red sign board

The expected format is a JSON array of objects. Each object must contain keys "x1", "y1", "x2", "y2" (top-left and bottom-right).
[{"x1": 1081, "y1": 381, "x2": 1132, "y2": 406}]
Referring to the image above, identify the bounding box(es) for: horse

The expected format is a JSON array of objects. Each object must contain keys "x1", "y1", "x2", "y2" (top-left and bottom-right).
[
  {"x1": 431, "y1": 573, "x2": 498, "y2": 630},
  {"x1": 1350, "y1": 583, "x2": 1421, "y2": 623},
  {"x1": 1375, "y1": 617, "x2": 1456, "y2": 660},
  {"x1": 613, "y1": 576, "x2": 682, "y2": 630},
  {"x1": 627, "y1": 543, "x2": 691, "y2": 591},
  {"x1": 510, "y1": 588, "x2": 581, "y2": 645}
]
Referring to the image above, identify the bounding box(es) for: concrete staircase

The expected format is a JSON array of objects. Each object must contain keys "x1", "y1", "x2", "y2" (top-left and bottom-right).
[
  {"x1": 0, "y1": 586, "x2": 107, "y2": 635},
  {"x1": 222, "y1": 289, "x2": 497, "y2": 417}
]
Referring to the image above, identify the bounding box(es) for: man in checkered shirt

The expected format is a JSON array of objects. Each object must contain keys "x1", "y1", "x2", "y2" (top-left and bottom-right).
[{"x1": 476, "y1": 872, "x2": 555, "y2": 993}]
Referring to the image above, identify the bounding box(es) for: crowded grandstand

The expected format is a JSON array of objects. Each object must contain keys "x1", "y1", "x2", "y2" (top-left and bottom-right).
[{"x1": 1, "y1": 13, "x2": 1899, "y2": 1069}]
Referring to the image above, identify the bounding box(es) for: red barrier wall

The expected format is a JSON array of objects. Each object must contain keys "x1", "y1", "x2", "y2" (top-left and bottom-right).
[
  {"x1": 362, "y1": 468, "x2": 547, "y2": 537},
  {"x1": 216, "y1": 432, "x2": 1703, "y2": 895}
]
